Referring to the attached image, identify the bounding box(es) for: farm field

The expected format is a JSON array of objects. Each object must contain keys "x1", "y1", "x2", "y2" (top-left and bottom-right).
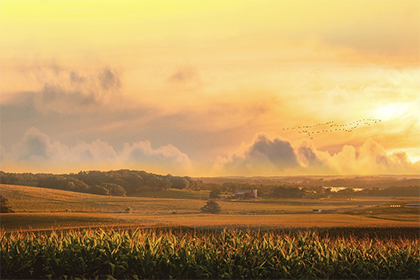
[
  {"x1": 1, "y1": 228, "x2": 419, "y2": 279},
  {"x1": 1, "y1": 184, "x2": 419, "y2": 279},
  {"x1": 1, "y1": 184, "x2": 419, "y2": 232},
  {"x1": 3, "y1": 212, "x2": 420, "y2": 233}
]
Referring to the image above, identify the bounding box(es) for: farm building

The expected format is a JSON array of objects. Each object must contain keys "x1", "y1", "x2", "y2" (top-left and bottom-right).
[
  {"x1": 312, "y1": 209, "x2": 337, "y2": 213},
  {"x1": 405, "y1": 201, "x2": 420, "y2": 208},
  {"x1": 235, "y1": 190, "x2": 257, "y2": 199},
  {"x1": 320, "y1": 209, "x2": 337, "y2": 213}
]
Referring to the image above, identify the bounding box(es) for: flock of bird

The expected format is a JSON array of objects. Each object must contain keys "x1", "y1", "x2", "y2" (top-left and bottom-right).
[{"x1": 282, "y1": 118, "x2": 382, "y2": 139}]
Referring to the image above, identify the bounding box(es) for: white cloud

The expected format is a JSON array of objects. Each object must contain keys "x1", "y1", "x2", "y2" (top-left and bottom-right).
[
  {"x1": 33, "y1": 84, "x2": 100, "y2": 115},
  {"x1": 14, "y1": 127, "x2": 70, "y2": 161},
  {"x1": 295, "y1": 140, "x2": 336, "y2": 174},
  {"x1": 1, "y1": 127, "x2": 192, "y2": 175},
  {"x1": 214, "y1": 133, "x2": 419, "y2": 176},
  {"x1": 121, "y1": 141, "x2": 193, "y2": 174},
  {"x1": 70, "y1": 140, "x2": 118, "y2": 161},
  {"x1": 14, "y1": 66, "x2": 125, "y2": 115},
  {"x1": 344, "y1": 138, "x2": 419, "y2": 174},
  {"x1": 213, "y1": 134, "x2": 299, "y2": 176}
]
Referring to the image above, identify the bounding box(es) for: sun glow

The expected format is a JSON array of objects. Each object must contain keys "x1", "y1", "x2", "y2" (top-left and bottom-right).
[
  {"x1": 0, "y1": 0, "x2": 419, "y2": 175},
  {"x1": 375, "y1": 104, "x2": 410, "y2": 120}
]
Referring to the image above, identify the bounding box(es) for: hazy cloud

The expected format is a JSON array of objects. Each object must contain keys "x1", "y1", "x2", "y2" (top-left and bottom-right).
[
  {"x1": 11, "y1": 65, "x2": 124, "y2": 115},
  {"x1": 168, "y1": 66, "x2": 201, "y2": 90},
  {"x1": 296, "y1": 140, "x2": 335, "y2": 172},
  {"x1": 248, "y1": 135, "x2": 298, "y2": 168},
  {"x1": 122, "y1": 141, "x2": 192, "y2": 174},
  {"x1": 100, "y1": 67, "x2": 121, "y2": 91},
  {"x1": 213, "y1": 134, "x2": 299, "y2": 176},
  {"x1": 70, "y1": 140, "x2": 118, "y2": 161},
  {"x1": 69, "y1": 71, "x2": 87, "y2": 85},
  {"x1": 321, "y1": 10, "x2": 419, "y2": 59},
  {"x1": 214, "y1": 133, "x2": 419, "y2": 176},
  {"x1": 14, "y1": 127, "x2": 70, "y2": 162},
  {"x1": 350, "y1": 138, "x2": 418, "y2": 174},
  {"x1": 0, "y1": 145, "x2": 4, "y2": 161},
  {"x1": 296, "y1": 138, "x2": 419, "y2": 175},
  {"x1": 33, "y1": 84, "x2": 99, "y2": 114},
  {"x1": 2, "y1": 127, "x2": 191, "y2": 175}
]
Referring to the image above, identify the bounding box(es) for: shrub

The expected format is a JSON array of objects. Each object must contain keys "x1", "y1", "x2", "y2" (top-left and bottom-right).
[
  {"x1": 0, "y1": 195, "x2": 14, "y2": 213},
  {"x1": 209, "y1": 189, "x2": 221, "y2": 199},
  {"x1": 200, "y1": 200, "x2": 221, "y2": 214}
]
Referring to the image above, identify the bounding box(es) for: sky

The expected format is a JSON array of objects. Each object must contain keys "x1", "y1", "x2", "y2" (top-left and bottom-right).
[{"x1": 0, "y1": 0, "x2": 419, "y2": 176}]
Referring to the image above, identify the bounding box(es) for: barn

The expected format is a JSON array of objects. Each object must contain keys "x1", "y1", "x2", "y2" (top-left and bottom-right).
[{"x1": 235, "y1": 190, "x2": 257, "y2": 199}]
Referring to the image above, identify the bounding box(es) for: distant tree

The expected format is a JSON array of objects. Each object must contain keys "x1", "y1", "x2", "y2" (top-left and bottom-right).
[
  {"x1": 201, "y1": 200, "x2": 221, "y2": 214},
  {"x1": 90, "y1": 185, "x2": 110, "y2": 196},
  {"x1": 102, "y1": 183, "x2": 127, "y2": 196},
  {"x1": 209, "y1": 189, "x2": 221, "y2": 199},
  {"x1": 272, "y1": 186, "x2": 305, "y2": 198},
  {"x1": 382, "y1": 186, "x2": 420, "y2": 197},
  {"x1": 222, "y1": 182, "x2": 238, "y2": 193},
  {"x1": 0, "y1": 195, "x2": 14, "y2": 213},
  {"x1": 0, "y1": 172, "x2": 20, "y2": 184},
  {"x1": 186, "y1": 178, "x2": 203, "y2": 190},
  {"x1": 37, "y1": 176, "x2": 90, "y2": 193},
  {"x1": 167, "y1": 175, "x2": 190, "y2": 189},
  {"x1": 324, "y1": 187, "x2": 332, "y2": 196},
  {"x1": 144, "y1": 176, "x2": 172, "y2": 191},
  {"x1": 335, "y1": 187, "x2": 356, "y2": 197}
]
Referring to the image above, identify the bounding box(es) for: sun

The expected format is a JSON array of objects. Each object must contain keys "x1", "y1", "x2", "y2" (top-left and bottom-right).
[{"x1": 375, "y1": 104, "x2": 409, "y2": 120}]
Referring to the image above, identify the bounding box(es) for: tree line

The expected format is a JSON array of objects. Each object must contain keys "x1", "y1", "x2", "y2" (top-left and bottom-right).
[
  {"x1": 206, "y1": 183, "x2": 420, "y2": 199},
  {"x1": 0, "y1": 170, "x2": 202, "y2": 197},
  {"x1": 1, "y1": 170, "x2": 418, "y2": 198}
]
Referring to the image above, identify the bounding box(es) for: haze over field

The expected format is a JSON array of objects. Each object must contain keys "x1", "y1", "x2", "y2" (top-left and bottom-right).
[{"x1": 1, "y1": 0, "x2": 419, "y2": 176}]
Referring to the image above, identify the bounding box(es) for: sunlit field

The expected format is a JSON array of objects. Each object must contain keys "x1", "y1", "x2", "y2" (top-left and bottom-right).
[
  {"x1": 2, "y1": 0, "x2": 420, "y2": 278},
  {"x1": 1, "y1": 183, "x2": 419, "y2": 279},
  {"x1": 1, "y1": 228, "x2": 419, "y2": 279},
  {"x1": 1, "y1": 184, "x2": 419, "y2": 232}
]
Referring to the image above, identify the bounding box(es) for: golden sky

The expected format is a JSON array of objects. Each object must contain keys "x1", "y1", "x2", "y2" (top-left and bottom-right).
[{"x1": 1, "y1": 0, "x2": 419, "y2": 176}]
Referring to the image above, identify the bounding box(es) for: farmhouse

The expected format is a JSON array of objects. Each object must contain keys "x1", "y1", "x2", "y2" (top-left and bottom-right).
[{"x1": 235, "y1": 189, "x2": 257, "y2": 199}]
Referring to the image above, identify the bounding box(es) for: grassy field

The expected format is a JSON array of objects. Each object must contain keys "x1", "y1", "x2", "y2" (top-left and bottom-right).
[{"x1": 1, "y1": 184, "x2": 419, "y2": 232}]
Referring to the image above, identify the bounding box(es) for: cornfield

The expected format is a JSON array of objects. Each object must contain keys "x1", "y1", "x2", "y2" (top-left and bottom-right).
[{"x1": 1, "y1": 228, "x2": 419, "y2": 279}]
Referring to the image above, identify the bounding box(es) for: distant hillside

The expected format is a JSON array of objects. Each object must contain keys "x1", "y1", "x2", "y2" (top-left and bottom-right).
[
  {"x1": 0, "y1": 170, "x2": 203, "y2": 197},
  {"x1": 0, "y1": 184, "x2": 205, "y2": 214}
]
